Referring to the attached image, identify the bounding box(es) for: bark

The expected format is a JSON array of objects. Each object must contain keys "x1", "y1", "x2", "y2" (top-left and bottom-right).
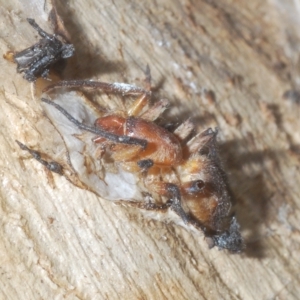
[{"x1": 0, "y1": 0, "x2": 299, "y2": 299}]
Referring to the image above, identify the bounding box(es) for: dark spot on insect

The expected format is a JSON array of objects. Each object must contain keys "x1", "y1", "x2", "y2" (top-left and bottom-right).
[{"x1": 137, "y1": 159, "x2": 154, "y2": 170}]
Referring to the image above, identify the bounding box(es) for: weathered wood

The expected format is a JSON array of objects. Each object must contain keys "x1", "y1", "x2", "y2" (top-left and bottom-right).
[{"x1": 0, "y1": 0, "x2": 300, "y2": 299}]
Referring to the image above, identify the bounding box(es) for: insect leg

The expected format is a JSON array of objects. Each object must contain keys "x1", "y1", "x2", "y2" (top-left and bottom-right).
[
  {"x1": 173, "y1": 119, "x2": 195, "y2": 141},
  {"x1": 127, "y1": 93, "x2": 150, "y2": 117},
  {"x1": 44, "y1": 79, "x2": 153, "y2": 117},
  {"x1": 27, "y1": 18, "x2": 54, "y2": 40},
  {"x1": 111, "y1": 145, "x2": 144, "y2": 162},
  {"x1": 144, "y1": 64, "x2": 152, "y2": 91},
  {"x1": 187, "y1": 127, "x2": 218, "y2": 154},
  {"x1": 139, "y1": 98, "x2": 170, "y2": 121},
  {"x1": 44, "y1": 65, "x2": 153, "y2": 96},
  {"x1": 43, "y1": 80, "x2": 149, "y2": 96},
  {"x1": 126, "y1": 65, "x2": 153, "y2": 116},
  {"x1": 165, "y1": 183, "x2": 189, "y2": 224},
  {"x1": 121, "y1": 200, "x2": 171, "y2": 212}
]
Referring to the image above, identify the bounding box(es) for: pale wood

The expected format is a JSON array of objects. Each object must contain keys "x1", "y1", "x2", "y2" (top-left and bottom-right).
[{"x1": 0, "y1": 0, "x2": 300, "y2": 299}]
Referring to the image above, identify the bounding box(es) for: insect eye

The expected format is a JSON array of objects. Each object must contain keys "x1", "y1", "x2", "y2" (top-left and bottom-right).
[{"x1": 186, "y1": 180, "x2": 205, "y2": 194}]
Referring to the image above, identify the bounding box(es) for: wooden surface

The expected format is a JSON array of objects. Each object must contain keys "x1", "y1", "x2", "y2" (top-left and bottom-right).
[{"x1": 0, "y1": 0, "x2": 300, "y2": 299}]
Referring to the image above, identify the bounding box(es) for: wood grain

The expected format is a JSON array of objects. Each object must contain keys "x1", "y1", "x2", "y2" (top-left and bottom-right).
[{"x1": 0, "y1": 0, "x2": 300, "y2": 299}]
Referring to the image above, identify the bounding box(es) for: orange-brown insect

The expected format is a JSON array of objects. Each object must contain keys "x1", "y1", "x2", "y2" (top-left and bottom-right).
[{"x1": 17, "y1": 71, "x2": 244, "y2": 252}]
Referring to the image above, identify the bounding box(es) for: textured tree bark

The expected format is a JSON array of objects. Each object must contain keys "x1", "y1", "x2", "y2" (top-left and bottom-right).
[{"x1": 0, "y1": 0, "x2": 300, "y2": 299}]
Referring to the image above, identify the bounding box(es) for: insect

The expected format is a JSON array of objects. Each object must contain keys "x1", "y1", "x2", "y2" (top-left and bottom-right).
[
  {"x1": 5, "y1": 18, "x2": 74, "y2": 81},
  {"x1": 17, "y1": 71, "x2": 244, "y2": 252}
]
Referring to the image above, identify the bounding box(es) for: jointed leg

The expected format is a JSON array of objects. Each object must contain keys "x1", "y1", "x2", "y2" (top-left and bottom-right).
[
  {"x1": 110, "y1": 144, "x2": 143, "y2": 161},
  {"x1": 187, "y1": 127, "x2": 217, "y2": 154},
  {"x1": 127, "y1": 93, "x2": 149, "y2": 117},
  {"x1": 43, "y1": 80, "x2": 149, "y2": 96},
  {"x1": 173, "y1": 119, "x2": 194, "y2": 141},
  {"x1": 27, "y1": 18, "x2": 53, "y2": 40},
  {"x1": 141, "y1": 179, "x2": 190, "y2": 223},
  {"x1": 144, "y1": 64, "x2": 152, "y2": 92},
  {"x1": 165, "y1": 183, "x2": 189, "y2": 224},
  {"x1": 121, "y1": 200, "x2": 171, "y2": 212},
  {"x1": 43, "y1": 80, "x2": 152, "y2": 117},
  {"x1": 140, "y1": 98, "x2": 170, "y2": 121},
  {"x1": 125, "y1": 65, "x2": 152, "y2": 117},
  {"x1": 43, "y1": 66, "x2": 169, "y2": 120},
  {"x1": 43, "y1": 66, "x2": 153, "y2": 114},
  {"x1": 124, "y1": 182, "x2": 190, "y2": 224}
]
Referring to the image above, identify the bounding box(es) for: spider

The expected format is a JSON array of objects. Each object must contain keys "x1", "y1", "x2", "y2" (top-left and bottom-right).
[
  {"x1": 5, "y1": 18, "x2": 74, "y2": 81},
  {"x1": 17, "y1": 71, "x2": 244, "y2": 252}
]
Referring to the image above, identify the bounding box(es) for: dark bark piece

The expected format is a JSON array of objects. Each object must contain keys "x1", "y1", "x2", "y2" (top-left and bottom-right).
[{"x1": 13, "y1": 18, "x2": 74, "y2": 81}]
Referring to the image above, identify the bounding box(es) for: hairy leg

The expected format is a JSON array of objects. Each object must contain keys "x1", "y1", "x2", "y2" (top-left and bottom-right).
[
  {"x1": 43, "y1": 80, "x2": 149, "y2": 96},
  {"x1": 173, "y1": 119, "x2": 194, "y2": 141}
]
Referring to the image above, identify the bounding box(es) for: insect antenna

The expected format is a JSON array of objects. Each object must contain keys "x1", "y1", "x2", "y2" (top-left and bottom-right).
[
  {"x1": 16, "y1": 140, "x2": 63, "y2": 174},
  {"x1": 41, "y1": 98, "x2": 147, "y2": 148}
]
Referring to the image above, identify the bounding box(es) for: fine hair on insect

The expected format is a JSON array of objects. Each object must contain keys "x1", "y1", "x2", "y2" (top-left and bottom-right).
[{"x1": 17, "y1": 66, "x2": 244, "y2": 252}]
